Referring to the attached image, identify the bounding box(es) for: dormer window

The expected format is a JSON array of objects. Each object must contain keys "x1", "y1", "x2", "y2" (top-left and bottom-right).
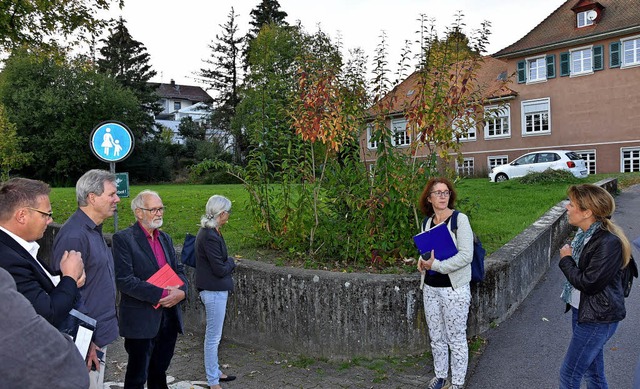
[
  {"x1": 572, "y1": 1, "x2": 604, "y2": 28},
  {"x1": 577, "y1": 10, "x2": 596, "y2": 28}
]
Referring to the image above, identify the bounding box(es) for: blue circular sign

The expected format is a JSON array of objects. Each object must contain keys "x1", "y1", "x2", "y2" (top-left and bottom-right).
[{"x1": 90, "y1": 121, "x2": 134, "y2": 163}]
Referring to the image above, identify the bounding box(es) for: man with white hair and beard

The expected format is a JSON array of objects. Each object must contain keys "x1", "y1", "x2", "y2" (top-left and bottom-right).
[{"x1": 113, "y1": 190, "x2": 187, "y2": 389}]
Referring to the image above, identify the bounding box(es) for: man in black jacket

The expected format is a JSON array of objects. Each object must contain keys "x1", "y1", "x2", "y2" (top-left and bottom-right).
[
  {"x1": 0, "y1": 178, "x2": 85, "y2": 327},
  {"x1": 113, "y1": 190, "x2": 187, "y2": 389}
]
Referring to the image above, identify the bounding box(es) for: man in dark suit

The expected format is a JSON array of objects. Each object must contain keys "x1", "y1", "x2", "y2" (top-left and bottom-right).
[
  {"x1": 0, "y1": 178, "x2": 85, "y2": 327},
  {"x1": 113, "y1": 190, "x2": 188, "y2": 389}
]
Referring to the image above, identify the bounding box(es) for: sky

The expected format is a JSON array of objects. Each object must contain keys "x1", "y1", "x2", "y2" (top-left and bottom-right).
[{"x1": 102, "y1": 0, "x2": 565, "y2": 88}]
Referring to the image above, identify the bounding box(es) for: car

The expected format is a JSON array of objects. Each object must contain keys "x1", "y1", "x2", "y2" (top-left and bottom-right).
[{"x1": 489, "y1": 150, "x2": 589, "y2": 182}]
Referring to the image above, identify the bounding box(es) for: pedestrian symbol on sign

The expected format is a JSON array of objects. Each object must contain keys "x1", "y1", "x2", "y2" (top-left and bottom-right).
[{"x1": 90, "y1": 121, "x2": 134, "y2": 163}]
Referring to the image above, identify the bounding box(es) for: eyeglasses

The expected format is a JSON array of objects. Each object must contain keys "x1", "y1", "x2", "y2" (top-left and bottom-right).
[
  {"x1": 27, "y1": 207, "x2": 53, "y2": 219},
  {"x1": 430, "y1": 190, "x2": 451, "y2": 198},
  {"x1": 139, "y1": 207, "x2": 165, "y2": 215}
]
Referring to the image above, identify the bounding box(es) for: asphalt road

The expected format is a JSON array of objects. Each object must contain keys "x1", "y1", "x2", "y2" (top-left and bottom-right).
[{"x1": 466, "y1": 184, "x2": 640, "y2": 388}]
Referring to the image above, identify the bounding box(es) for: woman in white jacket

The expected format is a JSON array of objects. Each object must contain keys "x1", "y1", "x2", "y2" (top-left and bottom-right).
[{"x1": 417, "y1": 177, "x2": 474, "y2": 389}]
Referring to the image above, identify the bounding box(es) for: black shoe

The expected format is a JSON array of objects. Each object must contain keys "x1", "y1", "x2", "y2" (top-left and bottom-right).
[{"x1": 220, "y1": 375, "x2": 236, "y2": 382}]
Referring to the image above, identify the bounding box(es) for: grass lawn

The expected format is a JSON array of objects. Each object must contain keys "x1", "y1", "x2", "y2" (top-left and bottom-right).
[{"x1": 48, "y1": 172, "x2": 640, "y2": 266}]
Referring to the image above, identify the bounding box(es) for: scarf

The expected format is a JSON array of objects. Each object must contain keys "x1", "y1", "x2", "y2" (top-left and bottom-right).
[{"x1": 561, "y1": 221, "x2": 602, "y2": 304}]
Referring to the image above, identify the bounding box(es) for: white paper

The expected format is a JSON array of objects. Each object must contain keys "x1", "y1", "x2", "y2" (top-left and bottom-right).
[{"x1": 74, "y1": 326, "x2": 93, "y2": 358}]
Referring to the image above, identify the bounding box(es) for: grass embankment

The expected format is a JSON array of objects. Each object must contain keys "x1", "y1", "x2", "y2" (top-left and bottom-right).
[{"x1": 48, "y1": 173, "x2": 640, "y2": 265}]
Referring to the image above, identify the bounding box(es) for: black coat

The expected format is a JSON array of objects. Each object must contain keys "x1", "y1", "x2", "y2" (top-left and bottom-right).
[
  {"x1": 559, "y1": 228, "x2": 626, "y2": 323},
  {"x1": 195, "y1": 227, "x2": 235, "y2": 292},
  {"x1": 113, "y1": 223, "x2": 188, "y2": 339},
  {"x1": 0, "y1": 229, "x2": 78, "y2": 327}
]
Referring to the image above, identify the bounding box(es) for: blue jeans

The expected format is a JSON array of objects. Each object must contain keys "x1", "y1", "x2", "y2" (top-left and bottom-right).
[
  {"x1": 200, "y1": 290, "x2": 228, "y2": 386},
  {"x1": 559, "y1": 308, "x2": 618, "y2": 389}
]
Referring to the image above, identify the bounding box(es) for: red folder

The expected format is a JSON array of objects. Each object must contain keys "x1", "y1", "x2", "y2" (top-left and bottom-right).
[{"x1": 147, "y1": 264, "x2": 184, "y2": 309}]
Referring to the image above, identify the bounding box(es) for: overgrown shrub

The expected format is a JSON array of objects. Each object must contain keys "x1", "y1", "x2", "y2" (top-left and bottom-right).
[{"x1": 517, "y1": 169, "x2": 583, "y2": 185}]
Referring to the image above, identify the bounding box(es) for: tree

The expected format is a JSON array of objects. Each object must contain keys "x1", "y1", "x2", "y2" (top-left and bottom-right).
[
  {"x1": 247, "y1": 0, "x2": 288, "y2": 41},
  {"x1": 97, "y1": 17, "x2": 160, "y2": 135},
  {"x1": 0, "y1": 104, "x2": 32, "y2": 181},
  {"x1": 243, "y1": 0, "x2": 289, "y2": 70},
  {"x1": 0, "y1": 48, "x2": 147, "y2": 185},
  {"x1": 0, "y1": 0, "x2": 123, "y2": 52},
  {"x1": 199, "y1": 8, "x2": 244, "y2": 163}
]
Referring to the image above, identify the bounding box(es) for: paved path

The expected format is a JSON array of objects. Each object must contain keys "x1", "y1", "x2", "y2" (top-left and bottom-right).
[{"x1": 104, "y1": 184, "x2": 640, "y2": 389}]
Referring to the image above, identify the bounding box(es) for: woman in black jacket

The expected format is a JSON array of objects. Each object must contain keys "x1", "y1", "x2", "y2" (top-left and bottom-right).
[
  {"x1": 195, "y1": 195, "x2": 237, "y2": 389},
  {"x1": 558, "y1": 184, "x2": 631, "y2": 389}
]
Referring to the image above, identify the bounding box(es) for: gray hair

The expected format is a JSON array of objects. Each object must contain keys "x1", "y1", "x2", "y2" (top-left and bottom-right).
[
  {"x1": 201, "y1": 195, "x2": 231, "y2": 229},
  {"x1": 130, "y1": 190, "x2": 160, "y2": 213},
  {"x1": 76, "y1": 169, "x2": 116, "y2": 206}
]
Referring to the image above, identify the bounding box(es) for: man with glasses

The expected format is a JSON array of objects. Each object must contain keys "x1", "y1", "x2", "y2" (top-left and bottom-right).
[
  {"x1": 53, "y1": 169, "x2": 121, "y2": 389},
  {"x1": 0, "y1": 177, "x2": 85, "y2": 327},
  {"x1": 112, "y1": 190, "x2": 187, "y2": 389}
]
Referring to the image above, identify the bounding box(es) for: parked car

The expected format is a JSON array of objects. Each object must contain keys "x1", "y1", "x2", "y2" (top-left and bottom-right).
[{"x1": 489, "y1": 150, "x2": 588, "y2": 182}]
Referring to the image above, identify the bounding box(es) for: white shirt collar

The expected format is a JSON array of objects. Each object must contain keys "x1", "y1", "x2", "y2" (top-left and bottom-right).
[{"x1": 0, "y1": 226, "x2": 59, "y2": 286}]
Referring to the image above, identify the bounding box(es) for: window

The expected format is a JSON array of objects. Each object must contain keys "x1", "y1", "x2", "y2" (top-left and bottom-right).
[
  {"x1": 577, "y1": 11, "x2": 594, "y2": 28},
  {"x1": 622, "y1": 148, "x2": 640, "y2": 172},
  {"x1": 517, "y1": 55, "x2": 555, "y2": 83},
  {"x1": 457, "y1": 158, "x2": 474, "y2": 177},
  {"x1": 561, "y1": 46, "x2": 602, "y2": 76},
  {"x1": 527, "y1": 57, "x2": 547, "y2": 82},
  {"x1": 366, "y1": 124, "x2": 378, "y2": 149},
  {"x1": 452, "y1": 112, "x2": 476, "y2": 141},
  {"x1": 488, "y1": 156, "x2": 508, "y2": 170},
  {"x1": 571, "y1": 47, "x2": 593, "y2": 75},
  {"x1": 576, "y1": 149, "x2": 596, "y2": 175},
  {"x1": 484, "y1": 105, "x2": 510, "y2": 139},
  {"x1": 622, "y1": 36, "x2": 640, "y2": 68},
  {"x1": 391, "y1": 118, "x2": 410, "y2": 146},
  {"x1": 173, "y1": 101, "x2": 181, "y2": 111},
  {"x1": 521, "y1": 98, "x2": 550, "y2": 136}
]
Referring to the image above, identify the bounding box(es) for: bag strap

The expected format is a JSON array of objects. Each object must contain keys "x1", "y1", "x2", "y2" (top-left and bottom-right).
[{"x1": 451, "y1": 210, "x2": 460, "y2": 233}]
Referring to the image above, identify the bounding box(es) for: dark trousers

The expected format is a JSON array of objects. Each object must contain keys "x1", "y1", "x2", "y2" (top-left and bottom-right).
[{"x1": 123, "y1": 308, "x2": 179, "y2": 389}]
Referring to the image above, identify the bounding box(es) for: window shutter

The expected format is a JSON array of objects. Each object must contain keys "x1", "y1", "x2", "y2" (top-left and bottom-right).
[
  {"x1": 517, "y1": 60, "x2": 526, "y2": 83},
  {"x1": 546, "y1": 54, "x2": 556, "y2": 79},
  {"x1": 610, "y1": 42, "x2": 621, "y2": 68},
  {"x1": 560, "y1": 52, "x2": 570, "y2": 76},
  {"x1": 593, "y1": 45, "x2": 604, "y2": 71}
]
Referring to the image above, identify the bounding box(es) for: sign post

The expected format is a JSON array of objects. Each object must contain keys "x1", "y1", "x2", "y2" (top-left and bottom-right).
[{"x1": 90, "y1": 121, "x2": 135, "y2": 231}]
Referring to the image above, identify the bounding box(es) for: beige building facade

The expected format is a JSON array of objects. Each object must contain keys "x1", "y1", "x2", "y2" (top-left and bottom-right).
[{"x1": 363, "y1": 0, "x2": 640, "y2": 176}]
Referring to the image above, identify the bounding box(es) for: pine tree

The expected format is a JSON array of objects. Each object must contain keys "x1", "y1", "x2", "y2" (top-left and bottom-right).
[
  {"x1": 199, "y1": 7, "x2": 244, "y2": 163},
  {"x1": 248, "y1": 0, "x2": 288, "y2": 39},
  {"x1": 97, "y1": 17, "x2": 161, "y2": 124}
]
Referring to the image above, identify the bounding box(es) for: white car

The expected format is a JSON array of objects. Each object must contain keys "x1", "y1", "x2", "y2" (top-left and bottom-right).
[{"x1": 489, "y1": 150, "x2": 589, "y2": 182}]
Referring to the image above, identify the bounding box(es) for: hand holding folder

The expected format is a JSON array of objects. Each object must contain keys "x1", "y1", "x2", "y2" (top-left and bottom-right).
[
  {"x1": 413, "y1": 222, "x2": 458, "y2": 276},
  {"x1": 147, "y1": 264, "x2": 184, "y2": 309}
]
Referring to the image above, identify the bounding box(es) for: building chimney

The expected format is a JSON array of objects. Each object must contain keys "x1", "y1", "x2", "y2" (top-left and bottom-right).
[{"x1": 170, "y1": 79, "x2": 175, "y2": 87}]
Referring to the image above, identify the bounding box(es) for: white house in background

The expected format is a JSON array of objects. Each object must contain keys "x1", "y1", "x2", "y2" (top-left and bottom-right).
[{"x1": 151, "y1": 80, "x2": 214, "y2": 144}]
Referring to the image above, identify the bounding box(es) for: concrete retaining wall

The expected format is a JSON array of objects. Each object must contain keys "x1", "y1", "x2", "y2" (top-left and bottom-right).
[{"x1": 37, "y1": 178, "x2": 617, "y2": 359}]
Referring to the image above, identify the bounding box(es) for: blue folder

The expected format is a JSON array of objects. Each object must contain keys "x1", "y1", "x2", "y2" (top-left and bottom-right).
[{"x1": 413, "y1": 222, "x2": 458, "y2": 262}]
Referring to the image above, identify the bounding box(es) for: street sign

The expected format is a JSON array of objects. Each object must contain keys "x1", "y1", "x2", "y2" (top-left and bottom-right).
[
  {"x1": 115, "y1": 172, "x2": 130, "y2": 198},
  {"x1": 90, "y1": 121, "x2": 134, "y2": 163}
]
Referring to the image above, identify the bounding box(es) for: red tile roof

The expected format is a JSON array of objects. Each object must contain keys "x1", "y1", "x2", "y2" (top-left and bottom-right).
[
  {"x1": 494, "y1": 0, "x2": 640, "y2": 58},
  {"x1": 369, "y1": 56, "x2": 516, "y2": 116}
]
